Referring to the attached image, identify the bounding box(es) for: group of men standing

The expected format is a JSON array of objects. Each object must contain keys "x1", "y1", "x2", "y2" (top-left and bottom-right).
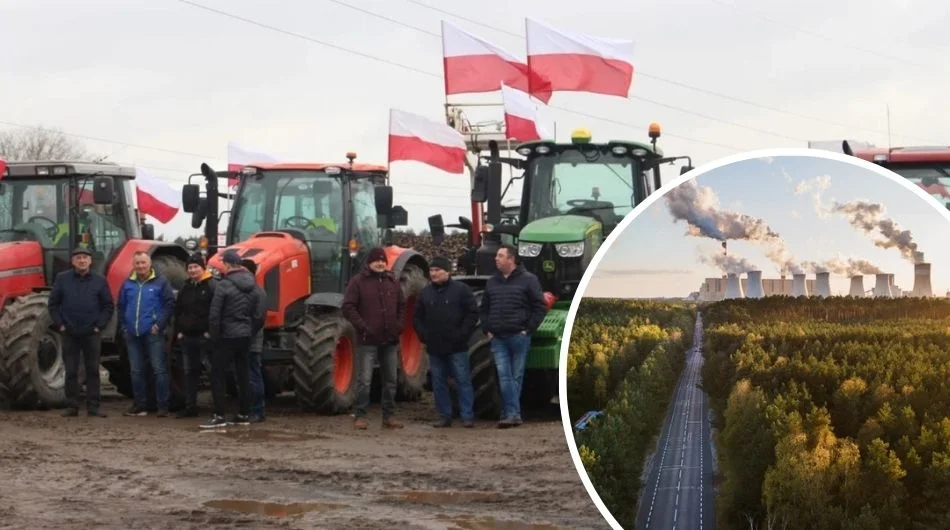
[{"x1": 47, "y1": 241, "x2": 546, "y2": 430}]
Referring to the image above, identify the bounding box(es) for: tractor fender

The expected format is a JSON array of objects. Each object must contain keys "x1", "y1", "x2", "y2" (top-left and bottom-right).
[
  {"x1": 387, "y1": 246, "x2": 429, "y2": 282},
  {"x1": 304, "y1": 292, "x2": 344, "y2": 310}
]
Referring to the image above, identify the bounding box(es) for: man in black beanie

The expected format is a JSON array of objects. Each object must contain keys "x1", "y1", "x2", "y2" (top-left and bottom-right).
[
  {"x1": 342, "y1": 246, "x2": 405, "y2": 430},
  {"x1": 413, "y1": 256, "x2": 478, "y2": 427},
  {"x1": 173, "y1": 252, "x2": 217, "y2": 418}
]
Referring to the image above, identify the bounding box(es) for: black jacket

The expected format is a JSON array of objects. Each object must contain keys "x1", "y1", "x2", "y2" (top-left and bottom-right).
[
  {"x1": 413, "y1": 278, "x2": 478, "y2": 356},
  {"x1": 208, "y1": 268, "x2": 266, "y2": 340},
  {"x1": 480, "y1": 265, "x2": 546, "y2": 337},
  {"x1": 174, "y1": 271, "x2": 218, "y2": 337},
  {"x1": 47, "y1": 269, "x2": 114, "y2": 337}
]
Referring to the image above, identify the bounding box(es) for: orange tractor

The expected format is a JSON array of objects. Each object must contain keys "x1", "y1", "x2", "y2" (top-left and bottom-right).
[
  {"x1": 0, "y1": 160, "x2": 190, "y2": 409},
  {"x1": 181, "y1": 154, "x2": 430, "y2": 413},
  {"x1": 839, "y1": 141, "x2": 950, "y2": 209}
]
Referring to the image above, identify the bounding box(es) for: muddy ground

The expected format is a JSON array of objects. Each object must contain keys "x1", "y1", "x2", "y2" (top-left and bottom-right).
[{"x1": 0, "y1": 378, "x2": 609, "y2": 530}]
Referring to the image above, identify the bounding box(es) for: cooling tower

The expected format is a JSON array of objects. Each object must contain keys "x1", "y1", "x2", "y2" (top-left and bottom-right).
[
  {"x1": 912, "y1": 262, "x2": 933, "y2": 297},
  {"x1": 814, "y1": 272, "x2": 832, "y2": 298},
  {"x1": 873, "y1": 273, "x2": 892, "y2": 297},
  {"x1": 791, "y1": 273, "x2": 808, "y2": 297},
  {"x1": 888, "y1": 274, "x2": 900, "y2": 297},
  {"x1": 724, "y1": 273, "x2": 745, "y2": 299},
  {"x1": 848, "y1": 276, "x2": 865, "y2": 297},
  {"x1": 745, "y1": 270, "x2": 765, "y2": 299}
]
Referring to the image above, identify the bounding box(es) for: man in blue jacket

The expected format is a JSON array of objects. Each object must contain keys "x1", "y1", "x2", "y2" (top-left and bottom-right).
[
  {"x1": 116, "y1": 250, "x2": 176, "y2": 417},
  {"x1": 47, "y1": 247, "x2": 114, "y2": 418}
]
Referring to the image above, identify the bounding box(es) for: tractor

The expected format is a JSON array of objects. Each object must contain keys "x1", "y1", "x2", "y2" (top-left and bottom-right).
[
  {"x1": 0, "y1": 160, "x2": 190, "y2": 409},
  {"x1": 180, "y1": 154, "x2": 430, "y2": 414},
  {"x1": 839, "y1": 140, "x2": 950, "y2": 210},
  {"x1": 427, "y1": 125, "x2": 694, "y2": 419}
]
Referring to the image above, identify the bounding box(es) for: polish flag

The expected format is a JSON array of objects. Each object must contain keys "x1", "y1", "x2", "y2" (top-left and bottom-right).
[
  {"x1": 135, "y1": 168, "x2": 181, "y2": 224},
  {"x1": 227, "y1": 142, "x2": 281, "y2": 188},
  {"x1": 441, "y1": 21, "x2": 551, "y2": 104},
  {"x1": 0, "y1": 158, "x2": 6, "y2": 181},
  {"x1": 525, "y1": 18, "x2": 635, "y2": 101},
  {"x1": 501, "y1": 84, "x2": 554, "y2": 142},
  {"x1": 388, "y1": 109, "x2": 466, "y2": 174}
]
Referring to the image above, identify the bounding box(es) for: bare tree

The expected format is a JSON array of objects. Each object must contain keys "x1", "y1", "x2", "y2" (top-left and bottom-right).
[{"x1": 0, "y1": 126, "x2": 88, "y2": 161}]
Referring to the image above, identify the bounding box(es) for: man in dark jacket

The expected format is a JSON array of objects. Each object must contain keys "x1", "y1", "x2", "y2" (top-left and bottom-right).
[
  {"x1": 241, "y1": 258, "x2": 268, "y2": 423},
  {"x1": 173, "y1": 253, "x2": 217, "y2": 418},
  {"x1": 201, "y1": 249, "x2": 265, "y2": 429},
  {"x1": 47, "y1": 247, "x2": 114, "y2": 418},
  {"x1": 412, "y1": 256, "x2": 478, "y2": 428},
  {"x1": 480, "y1": 244, "x2": 546, "y2": 428},
  {"x1": 342, "y1": 246, "x2": 405, "y2": 430},
  {"x1": 116, "y1": 251, "x2": 176, "y2": 417}
]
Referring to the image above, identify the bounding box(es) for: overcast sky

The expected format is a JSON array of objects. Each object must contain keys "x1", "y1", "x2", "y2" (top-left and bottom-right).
[
  {"x1": 1, "y1": 0, "x2": 947, "y2": 237},
  {"x1": 584, "y1": 154, "x2": 950, "y2": 298}
]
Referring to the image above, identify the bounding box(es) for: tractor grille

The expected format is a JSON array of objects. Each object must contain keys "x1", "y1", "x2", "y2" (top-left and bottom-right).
[{"x1": 521, "y1": 243, "x2": 584, "y2": 297}]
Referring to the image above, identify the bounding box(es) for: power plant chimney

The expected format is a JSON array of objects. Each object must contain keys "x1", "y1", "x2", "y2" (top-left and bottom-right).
[
  {"x1": 912, "y1": 262, "x2": 933, "y2": 297},
  {"x1": 745, "y1": 270, "x2": 765, "y2": 299},
  {"x1": 792, "y1": 273, "x2": 808, "y2": 297},
  {"x1": 849, "y1": 276, "x2": 865, "y2": 297},
  {"x1": 874, "y1": 273, "x2": 892, "y2": 298},
  {"x1": 815, "y1": 272, "x2": 832, "y2": 298},
  {"x1": 724, "y1": 273, "x2": 745, "y2": 299}
]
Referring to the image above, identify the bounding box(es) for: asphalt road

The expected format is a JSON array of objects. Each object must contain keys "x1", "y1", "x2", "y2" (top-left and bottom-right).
[{"x1": 636, "y1": 312, "x2": 715, "y2": 530}]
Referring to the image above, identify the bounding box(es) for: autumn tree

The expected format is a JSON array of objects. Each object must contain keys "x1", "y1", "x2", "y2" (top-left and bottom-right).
[{"x1": 0, "y1": 126, "x2": 89, "y2": 161}]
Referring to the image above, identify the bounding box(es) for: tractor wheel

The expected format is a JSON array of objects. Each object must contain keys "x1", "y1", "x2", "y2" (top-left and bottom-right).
[
  {"x1": 395, "y1": 262, "x2": 428, "y2": 401},
  {"x1": 449, "y1": 288, "x2": 502, "y2": 420},
  {"x1": 0, "y1": 292, "x2": 78, "y2": 409},
  {"x1": 153, "y1": 254, "x2": 189, "y2": 289},
  {"x1": 292, "y1": 313, "x2": 357, "y2": 415}
]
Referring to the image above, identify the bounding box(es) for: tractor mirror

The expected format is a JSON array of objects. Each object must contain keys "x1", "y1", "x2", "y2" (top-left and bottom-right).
[
  {"x1": 390, "y1": 205, "x2": 408, "y2": 226},
  {"x1": 141, "y1": 223, "x2": 155, "y2": 240},
  {"x1": 375, "y1": 185, "x2": 394, "y2": 215},
  {"x1": 191, "y1": 198, "x2": 208, "y2": 229},
  {"x1": 428, "y1": 214, "x2": 446, "y2": 245},
  {"x1": 457, "y1": 216, "x2": 472, "y2": 230},
  {"x1": 92, "y1": 176, "x2": 115, "y2": 205},
  {"x1": 680, "y1": 165, "x2": 694, "y2": 176},
  {"x1": 471, "y1": 166, "x2": 489, "y2": 203},
  {"x1": 182, "y1": 183, "x2": 200, "y2": 213}
]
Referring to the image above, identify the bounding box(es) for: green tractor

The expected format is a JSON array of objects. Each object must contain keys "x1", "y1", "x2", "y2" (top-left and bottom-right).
[{"x1": 428, "y1": 125, "x2": 693, "y2": 419}]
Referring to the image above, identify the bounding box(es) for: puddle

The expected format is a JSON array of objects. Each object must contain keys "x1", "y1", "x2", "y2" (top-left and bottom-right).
[
  {"x1": 201, "y1": 429, "x2": 329, "y2": 442},
  {"x1": 438, "y1": 515, "x2": 566, "y2": 530},
  {"x1": 385, "y1": 490, "x2": 501, "y2": 503},
  {"x1": 203, "y1": 499, "x2": 344, "y2": 517}
]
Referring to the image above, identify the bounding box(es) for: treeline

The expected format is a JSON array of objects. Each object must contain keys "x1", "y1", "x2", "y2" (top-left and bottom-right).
[
  {"x1": 703, "y1": 297, "x2": 950, "y2": 530},
  {"x1": 566, "y1": 298, "x2": 697, "y2": 527}
]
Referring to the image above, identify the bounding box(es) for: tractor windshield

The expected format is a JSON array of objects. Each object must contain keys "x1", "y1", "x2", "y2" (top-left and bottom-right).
[
  {"x1": 524, "y1": 147, "x2": 645, "y2": 232},
  {"x1": 885, "y1": 164, "x2": 950, "y2": 208}
]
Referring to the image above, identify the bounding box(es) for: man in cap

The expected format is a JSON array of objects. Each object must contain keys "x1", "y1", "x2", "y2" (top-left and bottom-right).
[
  {"x1": 342, "y1": 246, "x2": 405, "y2": 430},
  {"x1": 412, "y1": 256, "x2": 478, "y2": 427},
  {"x1": 173, "y1": 253, "x2": 218, "y2": 418},
  {"x1": 47, "y1": 247, "x2": 114, "y2": 417}
]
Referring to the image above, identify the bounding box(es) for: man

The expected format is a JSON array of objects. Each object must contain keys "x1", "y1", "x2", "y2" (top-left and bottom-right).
[
  {"x1": 412, "y1": 256, "x2": 478, "y2": 428},
  {"x1": 117, "y1": 251, "x2": 176, "y2": 417},
  {"x1": 342, "y1": 246, "x2": 405, "y2": 430},
  {"x1": 240, "y1": 258, "x2": 268, "y2": 423},
  {"x1": 47, "y1": 247, "x2": 114, "y2": 418},
  {"x1": 479, "y1": 244, "x2": 546, "y2": 428},
  {"x1": 202, "y1": 249, "x2": 265, "y2": 429},
  {"x1": 172, "y1": 253, "x2": 217, "y2": 418}
]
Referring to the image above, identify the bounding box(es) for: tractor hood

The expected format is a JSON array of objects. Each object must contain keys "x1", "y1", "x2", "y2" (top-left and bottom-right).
[
  {"x1": 517, "y1": 215, "x2": 600, "y2": 243},
  {"x1": 0, "y1": 241, "x2": 46, "y2": 306},
  {"x1": 206, "y1": 232, "x2": 310, "y2": 278}
]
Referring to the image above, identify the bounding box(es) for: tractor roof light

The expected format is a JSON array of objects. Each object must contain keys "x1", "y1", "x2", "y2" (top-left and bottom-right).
[
  {"x1": 52, "y1": 166, "x2": 68, "y2": 175},
  {"x1": 325, "y1": 166, "x2": 342, "y2": 175},
  {"x1": 535, "y1": 144, "x2": 552, "y2": 154},
  {"x1": 36, "y1": 166, "x2": 50, "y2": 176},
  {"x1": 348, "y1": 238, "x2": 360, "y2": 257},
  {"x1": 516, "y1": 146, "x2": 532, "y2": 156},
  {"x1": 611, "y1": 145, "x2": 628, "y2": 155},
  {"x1": 240, "y1": 166, "x2": 257, "y2": 176},
  {"x1": 648, "y1": 122, "x2": 661, "y2": 139},
  {"x1": 571, "y1": 128, "x2": 592, "y2": 144},
  {"x1": 632, "y1": 148, "x2": 648, "y2": 157},
  {"x1": 873, "y1": 154, "x2": 887, "y2": 162}
]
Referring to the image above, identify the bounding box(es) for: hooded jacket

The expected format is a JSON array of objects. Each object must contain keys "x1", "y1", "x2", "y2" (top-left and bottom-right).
[
  {"x1": 174, "y1": 270, "x2": 218, "y2": 338},
  {"x1": 208, "y1": 267, "x2": 266, "y2": 340}
]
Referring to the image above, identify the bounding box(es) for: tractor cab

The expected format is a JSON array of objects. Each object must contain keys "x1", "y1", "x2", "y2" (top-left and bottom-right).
[
  {"x1": 0, "y1": 161, "x2": 146, "y2": 284},
  {"x1": 840, "y1": 141, "x2": 950, "y2": 210}
]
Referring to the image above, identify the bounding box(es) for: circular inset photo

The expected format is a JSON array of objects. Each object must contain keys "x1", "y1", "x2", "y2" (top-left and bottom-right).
[{"x1": 559, "y1": 148, "x2": 950, "y2": 530}]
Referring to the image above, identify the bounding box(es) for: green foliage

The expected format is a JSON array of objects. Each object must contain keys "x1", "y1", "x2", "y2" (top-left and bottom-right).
[
  {"x1": 704, "y1": 296, "x2": 950, "y2": 529},
  {"x1": 567, "y1": 298, "x2": 697, "y2": 528}
]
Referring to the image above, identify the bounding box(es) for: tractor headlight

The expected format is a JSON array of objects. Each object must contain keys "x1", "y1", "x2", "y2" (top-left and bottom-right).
[
  {"x1": 555, "y1": 241, "x2": 584, "y2": 258},
  {"x1": 518, "y1": 241, "x2": 542, "y2": 258}
]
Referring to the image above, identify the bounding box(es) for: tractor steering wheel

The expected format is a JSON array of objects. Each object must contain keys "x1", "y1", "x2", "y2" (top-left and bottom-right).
[
  {"x1": 26, "y1": 215, "x2": 59, "y2": 238},
  {"x1": 282, "y1": 216, "x2": 317, "y2": 230}
]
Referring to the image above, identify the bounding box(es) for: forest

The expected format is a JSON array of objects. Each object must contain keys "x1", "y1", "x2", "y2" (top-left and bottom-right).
[
  {"x1": 704, "y1": 296, "x2": 950, "y2": 530},
  {"x1": 565, "y1": 298, "x2": 697, "y2": 527}
]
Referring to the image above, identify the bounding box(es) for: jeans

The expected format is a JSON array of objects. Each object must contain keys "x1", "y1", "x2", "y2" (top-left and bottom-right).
[
  {"x1": 179, "y1": 336, "x2": 206, "y2": 411},
  {"x1": 62, "y1": 333, "x2": 102, "y2": 411},
  {"x1": 490, "y1": 333, "x2": 530, "y2": 420},
  {"x1": 126, "y1": 333, "x2": 170, "y2": 411},
  {"x1": 248, "y1": 350, "x2": 265, "y2": 417},
  {"x1": 429, "y1": 351, "x2": 474, "y2": 422},
  {"x1": 354, "y1": 343, "x2": 398, "y2": 420},
  {"x1": 211, "y1": 337, "x2": 251, "y2": 417}
]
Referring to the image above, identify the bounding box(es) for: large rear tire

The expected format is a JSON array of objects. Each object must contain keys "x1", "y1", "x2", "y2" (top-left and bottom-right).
[
  {"x1": 395, "y1": 262, "x2": 428, "y2": 401},
  {"x1": 449, "y1": 289, "x2": 501, "y2": 420},
  {"x1": 292, "y1": 313, "x2": 357, "y2": 415}
]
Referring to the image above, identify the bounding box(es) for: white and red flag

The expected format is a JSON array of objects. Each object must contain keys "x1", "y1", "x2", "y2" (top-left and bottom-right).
[
  {"x1": 0, "y1": 158, "x2": 6, "y2": 181},
  {"x1": 135, "y1": 168, "x2": 180, "y2": 224},
  {"x1": 388, "y1": 109, "x2": 466, "y2": 174},
  {"x1": 501, "y1": 84, "x2": 554, "y2": 142},
  {"x1": 525, "y1": 18, "x2": 635, "y2": 101},
  {"x1": 227, "y1": 142, "x2": 281, "y2": 188}
]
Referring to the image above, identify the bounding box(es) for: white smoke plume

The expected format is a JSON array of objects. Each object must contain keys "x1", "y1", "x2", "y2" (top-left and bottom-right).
[
  {"x1": 830, "y1": 200, "x2": 924, "y2": 263},
  {"x1": 794, "y1": 175, "x2": 832, "y2": 218},
  {"x1": 698, "y1": 250, "x2": 757, "y2": 275}
]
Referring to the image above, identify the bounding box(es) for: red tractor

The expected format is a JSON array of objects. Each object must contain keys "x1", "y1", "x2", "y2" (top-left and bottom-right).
[
  {"x1": 839, "y1": 141, "x2": 950, "y2": 209},
  {"x1": 181, "y1": 154, "x2": 430, "y2": 413},
  {"x1": 0, "y1": 160, "x2": 191, "y2": 409}
]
